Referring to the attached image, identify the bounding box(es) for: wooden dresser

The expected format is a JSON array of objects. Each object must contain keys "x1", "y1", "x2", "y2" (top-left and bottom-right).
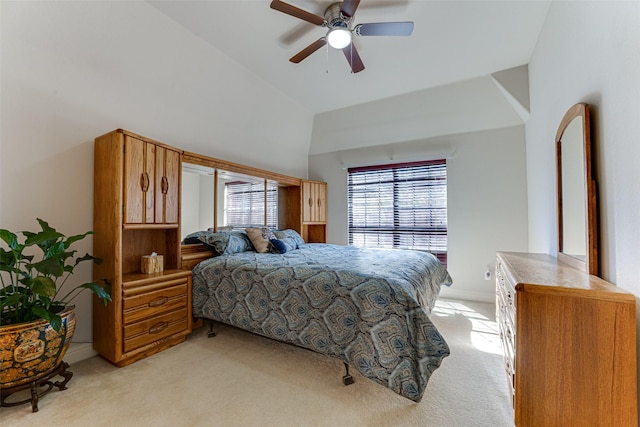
[
  {"x1": 496, "y1": 252, "x2": 637, "y2": 426},
  {"x1": 93, "y1": 129, "x2": 192, "y2": 367}
]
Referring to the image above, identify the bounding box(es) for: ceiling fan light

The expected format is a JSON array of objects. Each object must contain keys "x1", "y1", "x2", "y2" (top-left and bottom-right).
[{"x1": 327, "y1": 28, "x2": 352, "y2": 49}]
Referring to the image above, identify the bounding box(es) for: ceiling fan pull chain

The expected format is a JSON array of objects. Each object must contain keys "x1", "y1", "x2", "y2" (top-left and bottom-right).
[
  {"x1": 325, "y1": 42, "x2": 329, "y2": 74},
  {"x1": 350, "y1": 44, "x2": 354, "y2": 74}
]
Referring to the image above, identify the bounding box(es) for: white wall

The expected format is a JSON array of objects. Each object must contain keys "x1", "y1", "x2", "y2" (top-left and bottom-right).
[
  {"x1": 526, "y1": 1, "x2": 640, "y2": 294},
  {"x1": 526, "y1": 1, "x2": 640, "y2": 413},
  {"x1": 1, "y1": 1, "x2": 313, "y2": 342},
  {"x1": 309, "y1": 125, "x2": 529, "y2": 302},
  {"x1": 310, "y1": 76, "x2": 524, "y2": 155},
  {"x1": 182, "y1": 170, "x2": 217, "y2": 240}
]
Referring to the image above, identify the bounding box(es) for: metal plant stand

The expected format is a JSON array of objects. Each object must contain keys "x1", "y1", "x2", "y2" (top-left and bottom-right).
[{"x1": 0, "y1": 361, "x2": 73, "y2": 412}]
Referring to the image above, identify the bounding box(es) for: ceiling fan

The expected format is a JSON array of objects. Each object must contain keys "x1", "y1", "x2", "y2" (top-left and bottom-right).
[{"x1": 270, "y1": 0, "x2": 414, "y2": 73}]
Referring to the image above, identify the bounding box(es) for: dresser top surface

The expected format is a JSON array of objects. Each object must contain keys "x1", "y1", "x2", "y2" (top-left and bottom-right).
[{"x1": 497, "y1": 251, "x2": 634, "y2": 300}]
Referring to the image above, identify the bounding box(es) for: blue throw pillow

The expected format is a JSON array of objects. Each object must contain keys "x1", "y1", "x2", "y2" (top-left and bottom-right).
[
  {"x1": 269, "y1": 238, "x2": 288, "y2": 254},
  {"x1": 273, "y1": 229, "x2": 305, "y2": 248},
  {"x1": 226, "y1": 231, "x2": 255, "y2": 254}
]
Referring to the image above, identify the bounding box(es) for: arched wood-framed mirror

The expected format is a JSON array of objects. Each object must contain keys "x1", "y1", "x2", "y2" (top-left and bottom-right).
[{"x1": 556, "y1": 103, "x2": 598, "y2": 275}]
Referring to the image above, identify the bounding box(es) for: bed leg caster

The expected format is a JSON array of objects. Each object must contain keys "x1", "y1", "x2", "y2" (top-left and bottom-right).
[
  {"x1": 343, "y1": 362, "x2": 355, "y2": 386},
  {"x1": 207, "y1": 319, "x2": 217, "y2": 338}
]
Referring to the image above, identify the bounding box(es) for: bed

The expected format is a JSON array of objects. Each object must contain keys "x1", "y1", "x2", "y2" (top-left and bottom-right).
[{"x1": 189, "y1": 229, "x2": 452, "y2": 402}]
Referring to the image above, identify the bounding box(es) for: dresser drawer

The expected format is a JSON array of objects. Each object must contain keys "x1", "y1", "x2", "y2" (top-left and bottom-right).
[
  {"x1": 496, "y1": 255, "x2": 517, "y2": 408},
  {"x1": 122, "y1": 282, "x2": 188, "y2": 325},
  {"x1": 123, "y1": 308, "x2": 188, "y2": 353}
]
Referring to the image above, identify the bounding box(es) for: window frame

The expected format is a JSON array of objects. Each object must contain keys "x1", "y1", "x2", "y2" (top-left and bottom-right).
[
  {"x1": 224, "y1": 180, "x2": 278, "y2": 229},
  {"x1": 347, "y1": 159, "x2": 447, "y2": 265}
]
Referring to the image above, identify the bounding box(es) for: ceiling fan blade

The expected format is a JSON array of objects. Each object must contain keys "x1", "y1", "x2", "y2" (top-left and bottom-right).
[
  {"x1": 290, "y1": 38, "x2": 327, "y2": 63},
  {"x1": 355, "y1": 22, "x2": 414, "y2": 36},
  {"x1": 341, "y1": 0, "x2": 361, "y2": 18},
  {"x1": 270, "y1": 0, "x2": 326, "y2": 26},
  {"x1": 342, "y1": 44, "x2": 365, "y2": 73}
]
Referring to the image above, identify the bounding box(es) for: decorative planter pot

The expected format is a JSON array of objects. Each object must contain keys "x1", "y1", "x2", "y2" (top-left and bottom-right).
[{"x1": 0, "y1": 306, "x2": 76, "y2": 388}]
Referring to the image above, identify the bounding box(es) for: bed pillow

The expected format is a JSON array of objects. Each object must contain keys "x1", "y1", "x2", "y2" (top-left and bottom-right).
[
  {"x1": 184, "y1": 230, "x2": 254, "y2": 255},
  {"x1": 183, "y1": 230, "x2": 212, "y2": 245},
  {"x1": 196, "y1": 232, "x2": 231, "y2": 255},
  {"x1": 274, "y1": 229, "x2": 305, "y2": 248},
  {"x1": 269, "y1": 237, "x2": 297, "y2": 254},
  {"x1": 225, "y1": 231, "x2": 255, "y2": 254},
  {"x1": 245, "y1": 227, "x2": 276, "y2": 253},
  {"x1": 269, "y1": 238, "x2": 287, "y2": 254},
  {"x1": 182, "y1": 231, "x2": 208, "y2": 245}
]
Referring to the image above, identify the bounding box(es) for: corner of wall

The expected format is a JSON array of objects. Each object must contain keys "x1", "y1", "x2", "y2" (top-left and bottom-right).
[{"x1": 491, "y1": 64, "x2": 531, "y2": 122}]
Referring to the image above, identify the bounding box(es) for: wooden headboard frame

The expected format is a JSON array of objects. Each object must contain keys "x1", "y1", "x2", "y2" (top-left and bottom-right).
[
  {"x1": 180, "y1": 151, "x2": 303, "y2": 271},
  {"x1": 181, "y1": 243, "x2": 213, "y2": 270},
  {"x1": 182, "y1": 151, "x2": 301, "y2": 186}
]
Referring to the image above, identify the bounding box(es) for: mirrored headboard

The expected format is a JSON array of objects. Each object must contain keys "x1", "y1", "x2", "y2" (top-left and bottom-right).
[
  {"x1": 180, "y1": 151, "x2": 302, "y2": 242},
  {"x1": 556, "y1": 103, "x2": 598, "y2": 275}
]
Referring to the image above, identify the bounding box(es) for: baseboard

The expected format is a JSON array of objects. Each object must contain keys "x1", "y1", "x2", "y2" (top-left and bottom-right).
[
  {"x1": 439, "y1": 287, "x2": 496, "y2": 303},
  {"x1": 65, "y1": 342, "x2": 98, "y2": 365}
]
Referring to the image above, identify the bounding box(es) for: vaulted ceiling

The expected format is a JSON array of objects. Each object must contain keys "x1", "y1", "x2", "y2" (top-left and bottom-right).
[{"x1": 150, "y1": 0, "x2": 551, "y2": 115}]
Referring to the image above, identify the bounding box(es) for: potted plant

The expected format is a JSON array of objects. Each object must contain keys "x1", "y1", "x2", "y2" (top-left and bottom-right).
[{"x1": 0, "y1": 218, "x2": 111, "y2": 395}]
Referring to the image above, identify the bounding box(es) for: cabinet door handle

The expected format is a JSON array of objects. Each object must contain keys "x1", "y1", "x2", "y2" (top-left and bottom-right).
[
  {"x1": 140, "y1": 172, "x2": 150, "y2": 192},
  {"x1": 317, "y1": 198, "x2": 321, "y2": 207},
  {"x1": 149, "y1": 322, "x2": 168, "y2": 334},
  {"x1": 148, "y1": 296, "x2": 168, "y2": 308},
  {"x1": 161, "y1": 176, "x2": 169, "y2": 194},
  {"x1": 308, "y1": 197, "x2": 313, "y2": 208}
]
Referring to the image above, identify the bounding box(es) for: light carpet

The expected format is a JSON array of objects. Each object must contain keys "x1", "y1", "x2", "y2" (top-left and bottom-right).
[{"x1": 0, "y1": 299, "x2": 514, "y2": 426}]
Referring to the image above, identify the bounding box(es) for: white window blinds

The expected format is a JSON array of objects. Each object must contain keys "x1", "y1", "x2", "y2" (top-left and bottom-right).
[
  {"x1": 347, "y1": 160, "x2": 447, "y2": 265},
  {"x1": 224, "y1": 181, "x2": 277, "y2": 229}
]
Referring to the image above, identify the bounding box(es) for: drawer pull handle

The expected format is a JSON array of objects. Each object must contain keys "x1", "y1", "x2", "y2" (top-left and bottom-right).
[
  {"x1": 149, "y1": 322, "x2": 168, "y2": 334},
  {"x1": 161, "y1": 176, "x2": 169, "y2": 194},
  {"x1": 140, "y1": 172, "x2": 150, "y2": 192},
  {"x1": 148, "y1": 296, "x2": 168, "y2": 307}
]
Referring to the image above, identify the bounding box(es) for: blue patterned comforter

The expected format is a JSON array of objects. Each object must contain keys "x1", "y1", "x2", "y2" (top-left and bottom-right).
[{"x1": 192, "y1": 243, "x2": 452, "y2": 402}]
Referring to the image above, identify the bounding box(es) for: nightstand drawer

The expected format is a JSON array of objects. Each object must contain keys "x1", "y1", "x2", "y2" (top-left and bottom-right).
[
  {"x1": 123, "y1": 308, "x2": 188, "y2": 352},
  {"x1": 123, "y1": 283, "x2": 187, "y2": 324}
]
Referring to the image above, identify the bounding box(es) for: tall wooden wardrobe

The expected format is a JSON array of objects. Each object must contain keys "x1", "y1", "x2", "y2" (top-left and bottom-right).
[{"x1": 93, "y1": 129, "x2": 192, "y2": 367}]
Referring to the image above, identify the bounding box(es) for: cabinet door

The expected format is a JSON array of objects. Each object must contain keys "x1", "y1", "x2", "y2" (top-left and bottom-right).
[
  {"x1": 123, "y1": 136, "x2": 146, "y2": 224},
  {"x1": 302, "y1": 181, "x2": 326, "y2": 223},
  {"x1": 316, "y1": 182, "x2": 326, "y2": 223},
  {"x1": 164, "y1": 148, "x2": 180, "y2": 224},
  {"x1": 302, "y1": 181, "x2": 312, "y2": 223},
  {"x1": 144, "y1": 143, "x2": 156, "y2": 223},
  {"x1": 153, "y1": 146, "x2": 180, "y2": 224},
  {"x1": 124, "y1": 136, "x2": 156, "y2": 224},
  {"x1": 154, "y1": 147, "x2": 165, "y2": 224}
]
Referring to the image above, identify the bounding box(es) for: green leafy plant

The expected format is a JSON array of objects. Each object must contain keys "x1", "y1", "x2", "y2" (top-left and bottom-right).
[{"x1": 0, "y1": 218, "x2": 111, "y2": 331}]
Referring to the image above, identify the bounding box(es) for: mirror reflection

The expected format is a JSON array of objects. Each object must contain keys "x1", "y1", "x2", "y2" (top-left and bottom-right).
[
  {"x1": 182, "y1": 163, "x2": 214, "y2": 239},
  {"x1": 556, "y1": 103, "x2": 598, "y2": 275},
  {"x1": 560, "y1": 116, "x2": 586, "y2": 260},
  {"x1": 181, "y1": 164, "x2": 279, "y2": 241}
]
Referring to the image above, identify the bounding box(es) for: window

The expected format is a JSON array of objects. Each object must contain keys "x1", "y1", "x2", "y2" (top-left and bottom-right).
[
  {"x1": 224, "y1": 180, "x2": 277, "y2": 229},
  {"x1": 347, "y1": 160, "x2": 447, "y2": 265}
]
